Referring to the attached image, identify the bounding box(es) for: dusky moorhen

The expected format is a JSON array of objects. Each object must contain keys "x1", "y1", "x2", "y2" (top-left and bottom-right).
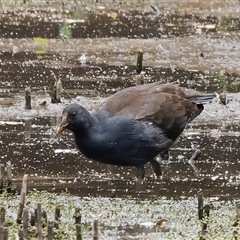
[{"x1": 56, "y1": 81, "x2": 215, "y2": 179}]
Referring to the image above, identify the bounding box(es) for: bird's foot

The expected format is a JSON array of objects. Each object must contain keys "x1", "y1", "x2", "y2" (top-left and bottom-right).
[{"x1": 136, "y1": 166, "x2": 145, "y2": 182}]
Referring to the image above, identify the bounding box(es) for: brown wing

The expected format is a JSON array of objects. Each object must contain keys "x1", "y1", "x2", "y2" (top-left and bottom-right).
[
  {"x1": 94, "y1": 82, "x2": 199, "y2": 114},
  {"x1": 93, "y1": 81, "x2": 214, "y2": 118},
  {"x1": 92, "y1": 82, "x2": 175, "y2": 119},
  {"x1": 140, "y1": 93, "x2": 200, "y2": 140}
]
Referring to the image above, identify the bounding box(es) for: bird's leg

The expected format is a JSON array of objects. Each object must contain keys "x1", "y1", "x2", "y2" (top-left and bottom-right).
[
  {"x1": 159, "y1": 150, "x2": 170, "y2": 162},
  {"x1": 136, "y1": 166, "x2": 145, "y2": 181},
  {"x1": 150, "y1": 159, "x2": 162, "y2": 178}
]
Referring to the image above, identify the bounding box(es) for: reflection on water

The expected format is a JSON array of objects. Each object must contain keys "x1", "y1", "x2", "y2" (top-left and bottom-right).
[
  {"x1": 0, "y1": 45, "x2": 240, "y2": 99},
  {"x1": 0, "y1": 116, "x2": 239, "y2": 199}
]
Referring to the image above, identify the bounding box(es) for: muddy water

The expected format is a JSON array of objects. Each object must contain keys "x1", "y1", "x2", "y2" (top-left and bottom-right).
[
  {"x1": 0, "y1": 112, "x2": 239, "y2": 199},
  {"x1": 0, "y1": 113, "x2": 240, "y2": 198},
  {"x1": 0, "y1": 0, "x2": 239, "y2": 202}
]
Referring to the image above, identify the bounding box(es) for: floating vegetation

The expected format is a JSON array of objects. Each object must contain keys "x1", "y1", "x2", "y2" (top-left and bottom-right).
[
  {"x1": 72, "y1": 9, "x2": 88, "y2": 21},
  {"x1": 218, "y1": 16, "x2": 239, "y2": 32},
  {"x1": 33, "y1": 38, "x2": 49, "y2": 45},
  {"x1": 33, "y1": 37, "x2": 49, "y2": 54},
  {"x1": 209, "y1": 71, "x2": 240, "y2": 92},
  {"x1": 59, "y1": 22, "x2": 72, "y2": 39}
]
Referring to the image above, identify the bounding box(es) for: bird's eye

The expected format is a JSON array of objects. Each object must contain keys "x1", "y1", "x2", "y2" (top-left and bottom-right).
[{"x1": 71, "y1": 112, "x2": 76, "y2": 117}]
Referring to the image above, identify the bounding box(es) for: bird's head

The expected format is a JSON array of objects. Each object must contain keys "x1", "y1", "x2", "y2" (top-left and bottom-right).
[{"x1": 56, "y1": 103, "x2": 92, "y2": 136}]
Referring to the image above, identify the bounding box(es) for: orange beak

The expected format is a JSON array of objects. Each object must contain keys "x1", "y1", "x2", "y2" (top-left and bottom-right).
[{"x1": 56, "y1": 112, "x2": 69, "y2": 136}]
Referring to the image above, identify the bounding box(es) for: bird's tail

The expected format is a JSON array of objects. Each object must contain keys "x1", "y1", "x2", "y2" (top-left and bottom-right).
[
  {"x1": 186, "y1": 103, "x2": 205, "y2": 126},
  {"x1": 188, "y1": 93, "x2": 216, "y2": 105}
]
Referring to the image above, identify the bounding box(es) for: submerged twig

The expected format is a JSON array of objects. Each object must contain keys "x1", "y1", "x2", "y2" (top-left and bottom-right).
[
  {"x1": 74, "y1": 208, "x2": 82, "y2": 240},
  {"x1": 37, "y1": 203, "x2": 42, "y2": 240},
  {"x1": 22, "y1": 209, "x2": 28, "y2": 239},
  {"x1": 16, "y1": 174, "x2": 28, "y2": 224},
  {"x1": 93, "y1": 218, "x2": 98, "y2": 240},
  {"x1": 47, "y1": 221, "x2": 54, "y2": 240},
  {"x1": 0, "y1": 164, "x2": 4, "y2": 193},
  {"x1": 6, "y1": 161, "x2": 12, "y2": 193},
  {"x1": 25, "y1": 87, "x2": 31, "y2": 110},
  {"x1": 54, "y1": 207, "x2": 60, "y2": 229},
  {"x1": 136, "y1": 50, "x2": 143, "y2": 75},
  {"x1": 198, "y1": 194, "x2": 204, "y2": 220},
  {"x1": 158, "y1": 44, "x2": 182, "y2": 54},
  {"x1": 188, "y1": 149, "x2": 201, "y2": 174},
  {"x1": 0, "y1": 208, "x2": 5, "y2": 226}
]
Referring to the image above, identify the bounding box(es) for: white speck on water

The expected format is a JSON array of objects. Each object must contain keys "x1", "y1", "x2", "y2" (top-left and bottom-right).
[
  {"x1": 211, "y1": 175, "x2": 219, "y2": 181},
  {"x1": 54, "y1": 149, "x2": 72, "y2": 154},
  {"x1": 78, "y1": 53, "x2": 86, "y2": 65},
  {"x1": 0, "y1": 121, "x2": 24, "y2": 125},
  {"x1": 177, "y1": 155, "x2": 184, "y2": 160}
]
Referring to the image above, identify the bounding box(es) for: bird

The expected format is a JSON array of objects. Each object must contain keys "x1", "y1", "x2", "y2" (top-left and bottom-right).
[{"x1": 56, "y1": 81, "x2": 215, "y2": 179}]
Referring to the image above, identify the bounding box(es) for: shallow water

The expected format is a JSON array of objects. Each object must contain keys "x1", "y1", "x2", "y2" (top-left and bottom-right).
[{"x1": 0, "y1": 98, "x2": 239, "y2": 200}]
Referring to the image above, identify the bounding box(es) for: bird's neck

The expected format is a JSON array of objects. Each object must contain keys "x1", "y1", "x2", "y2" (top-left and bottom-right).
[{"x1": 73, "y1": 120, "x2": 99, "y2": 159}]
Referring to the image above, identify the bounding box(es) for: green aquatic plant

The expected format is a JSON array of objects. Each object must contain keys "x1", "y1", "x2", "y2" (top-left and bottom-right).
[
  {"x1": 0, "y1": 190, "x2": 239, "y2": 239},
  {"x1": 211, "y1": 71, "x2": 228, "y2": 91},
  {"x1": 218, "y1": 16, "x2": 239, "y2": 32},
  {"x1": 73, "y1": 9, "x2": 88, "y2": 20},
  {"x1": 210, "y1": 70, "x2": 239, "y2": 92},
  {"x1": 59, "y1": 22, "x2": 72, "y2": 39}
]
